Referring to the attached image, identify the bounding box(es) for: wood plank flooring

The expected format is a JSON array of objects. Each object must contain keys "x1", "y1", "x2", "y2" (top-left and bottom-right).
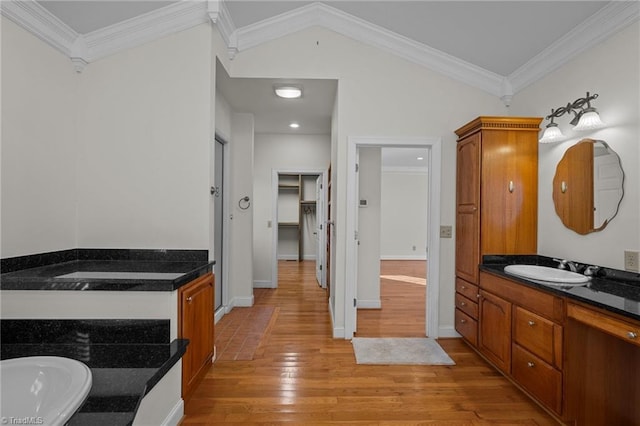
[
  {"x1": 357, "y1": 260, "x2": 426, "y2": 337},
  {"x1": 182, "y1": 260, "x2": 558, "y2": 425}
]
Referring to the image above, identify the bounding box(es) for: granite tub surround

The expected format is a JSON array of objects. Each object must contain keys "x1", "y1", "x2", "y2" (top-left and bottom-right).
[
  {"x1": 481, "y1": 255, "x2": 640, "y2": 321},
  {"x1": 0, "y1": 248, "x2": 214, "y2": 291},
  {"x1": 1, "y1": 319, "x2": 188, "y2": 426}
]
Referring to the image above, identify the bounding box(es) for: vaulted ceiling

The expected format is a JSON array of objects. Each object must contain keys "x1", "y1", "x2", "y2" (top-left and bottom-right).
[{"x1": 3, "y1": 1, "x2": 639, "y2": 137}]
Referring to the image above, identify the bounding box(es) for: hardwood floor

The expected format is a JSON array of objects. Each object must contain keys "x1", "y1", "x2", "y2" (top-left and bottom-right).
[
  {"x1": 357, "y1": 260, "x2": 426, "y2": 337},
  {"x1": 182, "y1": 260, "x2": 558, "y2": 425}
]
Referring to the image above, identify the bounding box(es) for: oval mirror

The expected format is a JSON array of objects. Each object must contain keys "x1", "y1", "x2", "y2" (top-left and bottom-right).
[{"x1": 553, "y1": 139, "x2": 624, "y2": 234}]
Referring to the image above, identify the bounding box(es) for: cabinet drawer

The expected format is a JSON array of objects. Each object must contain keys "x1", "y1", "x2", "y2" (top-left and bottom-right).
[
  {"x1": 567, "y1": 303, "x2": 640, "y2": 348},
  {"x1": 455, "y1": 292, "x2": 478, "y2": 319},
  {"x1": 512, "y1": 344, "x2": 562, "y2": 415},
  {"x1": 455, "y1": 308, "x2": 477, "y2": 346},
  {"x1": 480, "y1": 271, "x2": 563, "y2": 322},
  {"x1": 514, "y1": 307, "x2": 563, "y2": 369},
  {"x1": 455, "y1": 278, "x2": 479, "y2": 301}
]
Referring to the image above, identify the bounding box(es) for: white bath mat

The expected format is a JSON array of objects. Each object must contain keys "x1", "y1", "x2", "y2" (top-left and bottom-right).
[{"x1": 352, "y1": 337, "x2": 455, "y2": 365}]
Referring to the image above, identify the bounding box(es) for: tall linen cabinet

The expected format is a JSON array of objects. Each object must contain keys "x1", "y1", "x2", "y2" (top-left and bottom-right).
[{"x1": 454, "y1": 116, "x2": 542, "y2": 348}]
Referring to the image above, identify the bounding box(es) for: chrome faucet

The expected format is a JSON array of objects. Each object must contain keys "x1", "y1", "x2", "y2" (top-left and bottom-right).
[
  {"x1": 584, "y1": 265, "x2": 601, "y2": 277},
  {"x1": 554, "y1": 258, "x2": 578, "y2": 272}
]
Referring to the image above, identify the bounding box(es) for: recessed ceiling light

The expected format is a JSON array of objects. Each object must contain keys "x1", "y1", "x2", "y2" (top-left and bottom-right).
[
  {"x1": 417, "y1": 157, "x2": 424, "y2": 160},
  {"x1": 289, "y1": 122, "x2": 300, "y2": 129},
  {"x1": 275, "y1": 86, "x2": 302, "y2": 99}
]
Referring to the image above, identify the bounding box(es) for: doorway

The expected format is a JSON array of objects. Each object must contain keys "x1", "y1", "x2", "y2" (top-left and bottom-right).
[
  {"x1": 356, "y1": 147, "x2": 429, "y2": 337},
  {"x1": 213, "y1": 135, "x2": 228, "y2": 317},
  {"x1": 345, "y1": 137, "x2": 442, "y2": 339},
  {"x1": 271, "y1": 169, "x2": 327, "y2": 289}
]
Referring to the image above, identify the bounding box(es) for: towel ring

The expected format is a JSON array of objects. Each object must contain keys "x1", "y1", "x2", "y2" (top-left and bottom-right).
[{"x1": 238, "y1": 196, "x2": 250, "y2": 210}]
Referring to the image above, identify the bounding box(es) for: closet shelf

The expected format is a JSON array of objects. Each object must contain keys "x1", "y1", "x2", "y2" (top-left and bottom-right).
[
  {"x1": 278, "y1": 222, "x2": 300, "y2": 227},
  {"x1": 300, "y1": 200, "x2": 316, "y2": 205}
]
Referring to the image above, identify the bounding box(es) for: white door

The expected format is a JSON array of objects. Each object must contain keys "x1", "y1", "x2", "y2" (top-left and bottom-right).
[
  {"x1": 315, "y1": 176, "x2": 326, "y2": 287},
  {"x1": 351, "y1": 150, "x2": 360, "y2": 333}
]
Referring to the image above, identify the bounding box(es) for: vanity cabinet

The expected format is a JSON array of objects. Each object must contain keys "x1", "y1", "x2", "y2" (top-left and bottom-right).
[
  {"x1": 478, "y1": 289, "x2": 511, "y2": 373},
  {"x1": 479, "y1": 271, "x2": 564, "y2": 416},
  {"x1": 454, "y1": 116, "x2": 542, "y2": 347},
  {"x1": 178, "y1": 272, "x2": 214, "y2": 399},
  {"x1": 565, "y1": 302, "x2": 640, "y2": 425}
]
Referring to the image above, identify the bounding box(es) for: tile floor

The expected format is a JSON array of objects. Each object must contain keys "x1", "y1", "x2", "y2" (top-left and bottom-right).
[{"x1": 214, "y1": 305, "x2": 278, "y2": 361}]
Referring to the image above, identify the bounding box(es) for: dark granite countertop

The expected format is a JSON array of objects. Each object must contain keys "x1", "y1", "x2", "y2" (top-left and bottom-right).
[
  {"x1": 0, "y1": 249, "x2": 214, "y2": 291},
  {"x1": 481, "y1": 255, "x2": 640, "y2": 322},
  {"x1": 0, "y1": 319, "x2": 187, "y2": 426}
]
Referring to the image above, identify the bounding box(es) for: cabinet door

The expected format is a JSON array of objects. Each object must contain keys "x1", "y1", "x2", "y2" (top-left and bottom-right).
[
  {"x1": 481, "y1": 130, "x2": 537, "y2": 255},
  {"x1": 479, "y1": 290, "x2": 512, "y2": 373},
  {"x1": 456, "y1": 134, "x2": 480, "y2": 283},
  {"x1": 180, "y1": 273, "x2": 214, "y2": 398}
]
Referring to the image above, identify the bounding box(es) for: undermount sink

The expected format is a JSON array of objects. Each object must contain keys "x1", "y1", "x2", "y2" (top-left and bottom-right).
[
  {"x1": 0, "y1": 356, "x2": 92, "y2": 426},
  {"x1": 504, "y1": 264, "x2": 590, "y2": 286}
]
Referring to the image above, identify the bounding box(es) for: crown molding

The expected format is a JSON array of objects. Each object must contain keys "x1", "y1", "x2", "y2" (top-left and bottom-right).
[
  {"x1": 509, "y1": 1, "x2": 640, "y2": 93},
  {"x1": 1, "y1": 0, "x2": 210, "y2": 71},
  {"x1": 208, "y1": 0, "x2": 238, "y2": 58},
  {"x1": 233, "y1": 2, "x2": 504, "y2": 97},
  {"x1": 3, "y1": 0, "x2": 637, "y2": 96},
  {"x1": 83, "y1": 1, "x2": 209, "y2": 63},
  {"x1": 1, "y1": 0, "x2": 77, "y2": 57}
]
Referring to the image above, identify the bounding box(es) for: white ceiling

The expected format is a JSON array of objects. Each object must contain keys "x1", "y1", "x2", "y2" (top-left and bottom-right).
[{"x1": 31, "y1": 0, "x2": 623, "y2": 165}]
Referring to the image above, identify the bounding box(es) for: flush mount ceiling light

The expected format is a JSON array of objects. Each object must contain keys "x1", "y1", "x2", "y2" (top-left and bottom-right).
[
  {"x1": 539, "y1": 92, "x2": 605, "y2": 143},
  {"x1": 289, "y1": 122, "x2": 300, "y2": 129},
  {"x1": 274, "y1": 85, "x2": 302, "y2": 99}
]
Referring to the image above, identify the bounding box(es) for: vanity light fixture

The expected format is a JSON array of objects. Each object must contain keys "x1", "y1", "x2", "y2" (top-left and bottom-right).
[
  {"x1": 539, "y1": 92, "x2": 605, "y2": 143},
  {"x1": 274, "y1": 85, "x2": 302, "y2": 99}
]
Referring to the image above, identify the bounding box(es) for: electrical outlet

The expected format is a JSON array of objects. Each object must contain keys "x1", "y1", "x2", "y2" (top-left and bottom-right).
[
  {"x1": 440, "y1": 225, "x2": 452, "y2": 238},
  {"x1": 624, "y1": 250, "x2": 640, "y2": 272}
]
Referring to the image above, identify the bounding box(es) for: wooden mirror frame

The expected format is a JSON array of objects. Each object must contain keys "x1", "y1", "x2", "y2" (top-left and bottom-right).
[{"x1": 552, "y1": 139, "x2": 624, "y2": 235}]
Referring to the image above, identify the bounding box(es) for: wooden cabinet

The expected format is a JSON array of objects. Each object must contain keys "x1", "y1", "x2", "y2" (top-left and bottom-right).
[
  {"x1": 454, "y1": 116, "x2": 541, "y2": 347},
  {"x1": 178, "y1": 272, "x2": 214, "y2": 399},
  {"x1": 478, "y1": 289, "x2": 511, "y2": 373},
  {"x1": 454, "y1": 278, "x2": 479, "y2": 345},
  {"x1": 479, "y1": 271, "x2": 564, "y2": 416},
  {"x1": 565, "y1": 302, "x2": 640, "y2": 425}
]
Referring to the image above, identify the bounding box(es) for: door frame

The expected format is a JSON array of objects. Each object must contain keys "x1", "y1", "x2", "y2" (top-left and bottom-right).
[
  {"x1": 271, "y1": 168, "x2": 328, "y2": 289},
  {"x1": 345, "y1": 136, "x2": 442, "y2": 339},
  {"x1": 213, "y1": 133, "x2": 232, "y2": 322}
]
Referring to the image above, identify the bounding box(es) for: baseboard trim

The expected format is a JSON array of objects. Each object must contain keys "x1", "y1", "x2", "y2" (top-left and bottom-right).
[
  {"x1": 357, "y1": 299, "x2": 381, "y2": 309},
  {"x1": 329, "y1": 299, "x2": 345, "y2": 338},
  {"x1": 253, "y1": 280, "x2": 274, "y2": 288},
  {"x1": 380, "y1": 255, "x2": 428, "y2": 261},
  {"x1": 162, "y1": 399, "x2": 184, "y2": 426},
  {"x1": 438, "y1": 326, "x2": 461, "y2": 338},
  {"x1": 231, "y1": 295, "x2": 254, "y2": 307}
]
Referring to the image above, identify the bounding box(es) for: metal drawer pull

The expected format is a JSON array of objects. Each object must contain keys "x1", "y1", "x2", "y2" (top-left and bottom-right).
[
  {"x1": 460, "y1": 319, "x2": 467, "y2": 324},
  {"x1": 187, "y1": 296, "x2": 193, "y2": 303},
  {"x1": 508, "y1": 180, "x2": 514, "y2": 193},
  {"x1": 460, "y1": 302, "x2": 466, "y2": 307},
  {"x1": 528, "y1": 320, "x2": 536, "y2": 326},
  {"x1": 628, "y1": 332, "x2": 638, "y2": 339},
  {"x1": 461, "y1": 285, "x2": 466, "y2": 290},
  {"x1": 527, "y1": 362, "x2": 535, "y2": 368}
]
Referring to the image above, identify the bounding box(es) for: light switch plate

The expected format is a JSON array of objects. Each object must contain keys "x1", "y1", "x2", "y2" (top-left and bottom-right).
[
  {"x1": 440, "y1": 226, "x2": 452, "y2": 238},
  {"x1": 624, "y1": 250, "x2": 639, "y2": 272}
]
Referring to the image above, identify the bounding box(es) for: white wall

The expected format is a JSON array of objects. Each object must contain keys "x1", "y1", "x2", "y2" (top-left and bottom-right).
[
  {"x1": 510, "y1": 22, "x2": 640, "y2": 269},
  {"x1": 252, "y1": 133, "x2": 330, "y2": 286},
  {"x1": 228, "y1": 26, "x2": 506, "y2": 335},
  {"x1": 227, "y1": 112, "x2": 255, "y2": 307},
  {"x1": 357, "y1": 147, "x2": 381, "y2": 308},
  {"x1": 381, "y1": 170, "x2": 429, "y2": 259},
  {"x1": 1, "y1": 18, "x2": 78, "y2": 257},
  {"x1": 75, "y1": 25, "x2": 212, "y2": 250}
]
